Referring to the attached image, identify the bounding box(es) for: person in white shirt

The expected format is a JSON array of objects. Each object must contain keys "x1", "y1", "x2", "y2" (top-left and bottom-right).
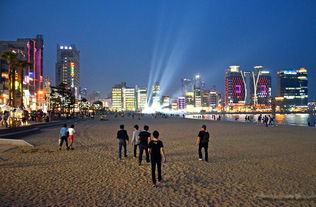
[
  {"x1": 131, "y1": 125, "x2": 141, "y2": 158},
  {"x1": 68, "y1": 124, "x2": 76, "y2": 150}
]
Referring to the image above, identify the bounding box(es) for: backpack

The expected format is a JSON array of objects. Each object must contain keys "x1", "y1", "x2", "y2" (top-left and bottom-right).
[{"x1": 201, "y1": 131, "x2": 210, "y2": 143}]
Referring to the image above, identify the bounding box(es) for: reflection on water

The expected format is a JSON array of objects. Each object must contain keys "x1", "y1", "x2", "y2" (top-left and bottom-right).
[{"x1": 186, "y1": 113, "x2": 316, "y2": 127}]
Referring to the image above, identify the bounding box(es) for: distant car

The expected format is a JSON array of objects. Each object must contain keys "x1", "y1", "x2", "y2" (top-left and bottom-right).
[{"x1": 99, "y1": 115, "x2": 107, "y2": 121}]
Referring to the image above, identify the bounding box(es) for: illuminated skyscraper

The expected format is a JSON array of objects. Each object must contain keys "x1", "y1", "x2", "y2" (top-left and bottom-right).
[
  {"x1": 193, "y1": 74, "x2": 202, "y2": 108},
  {"x1": 152, "y1": 82, "x2": 161, "y2": 110},
  {"x1": 250, "y1": 66, "x2": 272, "y2": 106},
  {"x1": 55, "y1": 45, "x2": 80, "y2": 90},
  {"x1": 123, "y1": 87, "x2": 136, "y2": 111},
  {"x1": 181, "y1": 78, "x2": 193, "y2": 95},
  {"x1": 137, "y1": 87, "x2": 147, "y2": 111},
  {"x1": 0, "y1": 34, "x2": 44, "y2": 109},
  {"x1": 225, "y1": 66, "x2": 247, "y2": 105},
  {"x1": 111, "y1": 83, "x2": 125, "y2": 111},
  {"x1": 277, "y1": 68, "x2": 308, "y2": 108}
]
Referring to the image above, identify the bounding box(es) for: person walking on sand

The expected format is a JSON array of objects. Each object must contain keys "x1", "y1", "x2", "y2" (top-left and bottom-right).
[
  {"x1": 148, "y1": 130, "x2": 166, "y2": 187},
  {"x1": 138, "y1": 125, "x2": 151, "y2": 165},
  {"x1": 117, "y1": 124, "x2": 129, "y2": 160},
  {"x1": 59, "y1": 124, "x2": 69, "y2": 150},
  {"x1": 196, "y1": 125, "x2": 210, "y2": 162},
  {"x1": 68, "y1": 124, "x2": 76, "y2": 150},
  {"x1": 131, "y1": 124, "x2": 141, "y2": 158}
]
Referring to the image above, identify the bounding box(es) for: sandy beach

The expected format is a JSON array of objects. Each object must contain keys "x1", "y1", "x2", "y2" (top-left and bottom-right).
[{"x1": 0, "y1": 117, "x2": 315, "y2": 207}]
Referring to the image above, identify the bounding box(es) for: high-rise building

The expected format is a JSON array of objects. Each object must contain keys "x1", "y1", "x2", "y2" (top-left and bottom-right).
[
  {"x1": 137, "y1": 87, "x2": 147, "y2": 111},
  {"x1": 225, "y1": 66, "x2": 247, "y2": 105},
  {"x1": 152, "y1": 82, "x2": 161, "y2": 110},
  {"x1": 0, "y1": 34, "x2": 44, "y2": 109},
  {"x1": 123, "y1": 87, "x2": 136, "y2": 111},
  {"x1": 193, "y1": 74, "x2": 202, "y2": 108},
  {"x1": 55, "y1": 45, "x2": 80, "y2": 92},
  {"x1": 177, "y1": 97, "x2": 186, "y2": 110},
  {"x1": 181, "y1": 78, "x2": 193, "y2": 95},
  {"x1": 277, "y1": 68, "x2": 308, "y2": 108},
  {"x1": 250, "y1": 66, "x2": 272, "y2": 106},
  {"x1": 111, "y1": 83, "x2": 125, "y2": 111}
]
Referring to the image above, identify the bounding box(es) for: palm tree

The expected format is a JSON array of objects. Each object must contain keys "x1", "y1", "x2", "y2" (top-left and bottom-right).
[{"x1": 1, "y1": 51, "x2": 29, "y2": 107}]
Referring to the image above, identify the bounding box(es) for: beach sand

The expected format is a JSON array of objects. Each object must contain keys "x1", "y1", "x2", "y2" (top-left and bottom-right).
[{"x1": 0, "y1": 117, "x2": 315, "y2": 206}]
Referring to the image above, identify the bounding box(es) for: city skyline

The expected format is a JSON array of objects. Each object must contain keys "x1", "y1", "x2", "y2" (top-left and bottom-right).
[{"x1": 1, "y1": 0, "x2": 316, "y2": 100}]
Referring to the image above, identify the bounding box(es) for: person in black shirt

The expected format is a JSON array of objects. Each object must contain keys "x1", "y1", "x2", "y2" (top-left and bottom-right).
[
  {"x1": 148, "y1": 130, "x2": 166, "y2": 187},
  {"x1": 117, "y1": 124, "x2": 129, "y2": 159},
  {"x1": 196, "y1": 125, "x2": 210, "y2": 162},
  {"x1": 138, "y1": 125, "x2": 151, "y2": 165}
]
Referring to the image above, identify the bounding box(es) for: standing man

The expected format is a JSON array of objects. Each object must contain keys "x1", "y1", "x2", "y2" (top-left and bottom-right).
[
  {"x1": 131, "y1": 124, "x2": 141, "y2": 158},
  {"x1": 148, "y1": 130, "x2": 166, "y2": 187},
  {"x1": 138, "y1": 125, "x2": 151, "y2": 165},
  {"x1": 196, "y1": 125, "x2": 210, "y2": 162},
  {"x1": 117, "y1": 124, "x2": 129, "y2": 160},
  {"x1": 59, "y1": 124, "x2": 69, "y2": 150}
]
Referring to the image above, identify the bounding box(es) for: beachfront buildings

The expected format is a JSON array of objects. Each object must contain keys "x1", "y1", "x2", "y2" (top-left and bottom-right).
[
  {"x1": 112, "y1": 83, "x2": 148, "y2": 112},
  {"x1": 0, "y1": 34, "x2": 44, "y2": 110},
  {"x1": 250, "y1": 66, "x2": 272, "y2": 107},
  {"x1": 276, "y1": 68, "x2": 308, "y2": 110},
  {"x1": 55, "y1": 45, "x2": 80, "y2": 98},
  {"x1": 225, "y1": 66, "x2": 247, "y2": 106}
]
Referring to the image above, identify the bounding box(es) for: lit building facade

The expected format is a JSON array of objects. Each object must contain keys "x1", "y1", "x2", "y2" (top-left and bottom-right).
[
  {"x1": 181, "y1": 78, "x2": 193, "y2": 95},
  {"x1": 111, "y1": 83, "x2": 124, "y2": 111},
  {"x1": 123, "y1": 87, "x2": 136, "y2": 111},
  {"x1": 137, "y1": 87, "x2": 147, "y2": 111},
  {"x1": 0, "y1": 34, "x2": 44, "y2": 109},
  {"x1": 225, "y1": 66, "x2": 247, "y2": 105},
  {"x1": 55, "y1": 44, "x2": 80, "y2": 97},
  {"x1": 162, "y1": 96, "x2": 171, "y2": 109},
  {"x1": 152, "y1": 82, "x2": 161, "y2": 110},
  {"x1": 277, "y1": 68, "x2": 308, "y2": 109},
  {"x1": 250, "y1": 66, "x2": 272, "y2": 106},
  {"x1": 177, "y1": 97, "x2": 186, "y2": 110}
]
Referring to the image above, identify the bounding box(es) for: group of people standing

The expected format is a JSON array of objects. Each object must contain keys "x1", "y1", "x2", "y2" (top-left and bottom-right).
[
  {"x1": 116, "y1": 124, "x2": 166, "y2": 187},
  {"x1": 257, "y1": 114, "x2": 275, "y2": 127},
  {"x1": 116, "y1": 124, "x2": 211, "y2": 187}
]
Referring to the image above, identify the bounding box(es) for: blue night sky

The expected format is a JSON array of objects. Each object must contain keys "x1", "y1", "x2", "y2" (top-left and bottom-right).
[{"x1": 1, "y1": 0, "x2": 316, "y2": 100}]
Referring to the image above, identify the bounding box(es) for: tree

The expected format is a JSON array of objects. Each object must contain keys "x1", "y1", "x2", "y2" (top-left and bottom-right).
[
  {"x1": 50, "y1": 83, "x2": 75, "y2": 115},
  {"x1": 1, "y1": 51, "x2": 29, "y2": 107}
]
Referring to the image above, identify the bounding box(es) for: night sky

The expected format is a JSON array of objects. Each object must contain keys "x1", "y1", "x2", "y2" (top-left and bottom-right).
[{"x1": 1, "y1": 0, "x2": 316, "y2": 100}]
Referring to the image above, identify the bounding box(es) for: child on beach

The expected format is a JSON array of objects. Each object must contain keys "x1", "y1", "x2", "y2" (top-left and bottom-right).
[
  {"x1": 117, "y1": 124, "x2": 129, "y2": 159},
  {"x1": 131, "y1": 125, "x2": 141, "y2": 158},
  {"x1": 148, "y1": 130, "x2": 166, "y2": 187},
  {"x1": 68, "y1": 125, "x2": 76, "y2": 150}
]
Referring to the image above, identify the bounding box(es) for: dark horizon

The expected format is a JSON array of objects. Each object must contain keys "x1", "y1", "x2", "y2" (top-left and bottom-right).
[{"x1": 1, "y1": 0, "x2": 316, "y2": 100}]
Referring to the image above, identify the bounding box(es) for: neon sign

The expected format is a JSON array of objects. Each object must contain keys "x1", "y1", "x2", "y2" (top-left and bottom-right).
[{"x1": 70, "y1": 62, "x2": 75, "y2": 88}]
